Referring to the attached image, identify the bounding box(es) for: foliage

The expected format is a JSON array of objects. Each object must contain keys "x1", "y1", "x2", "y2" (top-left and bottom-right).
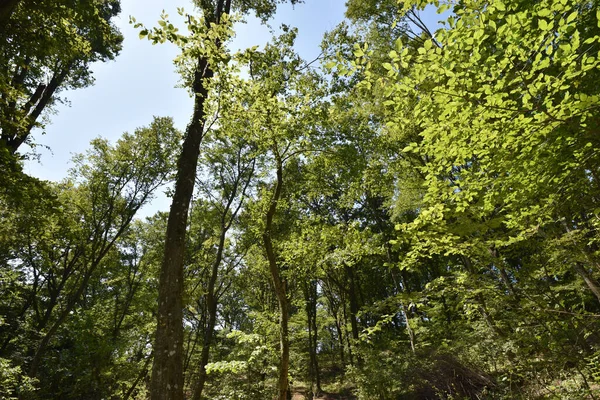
[
  {"x1": 0, "y1": 0, "x2": 123, "y2": 155},
  {"x1": 4, "y1": 0, "x2": 600, "y2": 398}
]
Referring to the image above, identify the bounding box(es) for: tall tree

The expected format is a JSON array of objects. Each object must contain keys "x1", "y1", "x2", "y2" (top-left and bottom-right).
[
  {"x1": 139, "y1": 2, "x2": 301, "y2": 398},
  {"x1": 146, "y1": 7, "x2": 231, "y2": 398}
]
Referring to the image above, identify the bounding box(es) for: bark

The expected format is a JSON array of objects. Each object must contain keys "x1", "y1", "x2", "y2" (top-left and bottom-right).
[
  {"x1": 191, "y1": 228, "x2": 226, "y2": 400},
  {"x1": 150, "y1": 56, "x2": 212, "y2": 400},
  {"x1": 150, "y1": 5, "x2": 230, "y2": 398},
  {"x1": 345, "y1": 265, "x2": 360, "y2": 343},
  {"x1": 574, "y1": 262, "x2": 600, "y2": 303},
  {"x1": 304, "y1": 280, "x2": 321, "y2": 394},
  {"x1": 263, "y1": 150, "x2": 290, "y2": 400}
]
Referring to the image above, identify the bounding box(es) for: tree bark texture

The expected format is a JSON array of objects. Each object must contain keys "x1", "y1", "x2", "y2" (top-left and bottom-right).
[
  {"x1": 150, "y1": 3, "x2": 230, "y2": 399},
  {"x1": 263, "y1": 151, "x2": 290, "y2": 400},
  {"x1": 150, "y1": 55, "x2": 212, "y2": 400},
  {"x1": 304, "y1": 280, "x2": 321, "y2": 394}
]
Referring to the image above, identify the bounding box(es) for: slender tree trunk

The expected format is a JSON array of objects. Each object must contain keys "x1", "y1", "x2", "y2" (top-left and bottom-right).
[
  {"x1": 345, "y1": 265, "x2": 360, "y2": 343},
  {"x1": 263, "y1": 150, "x2": 290, "y2": 400},
  {"x1": 304, "y1": 280, "x2": 321, "y2": 394},
  {"x1": 342, "y1": 297, "x2": 354, "y2": 366},
  {"x1": 390, "y1": 269, "x2": 416, "y2": 354},
  {"x1": 561, "y1": 221, "x2": 600, "y2": 304},
  {"x1": 574, "y1": 262, "x2": 600, "y2": 303},
  {"x1": 5, "y1": 67, "x2": 69, "y2": 153},
  {"x1": 335, "y1": 318, "x2": 345, "y2": 365},
  {"x1": 488, "y1": 247, "x2": 519, "y2": 299},
  {"x1": 124, "y1": 353, "x2": 153, "y2": 400},
  {"x1": 192, "y1": 227, "x2": 226, "y2": 400},
  {"x1": 28, "y1": 230, "x2": 129, "y2": 378},
  {"x1": 401, "y1": 304, "x2": 416, "y2": 354},
  {"x1": 310, "y1": 298, "x2": 321, "y2": 393},
  {"x1": 150, "y1": 2, "x2": 234, "y2": 396},
  {"x1": 191, "y1": 142, "x2": 253, "y2": 400}
]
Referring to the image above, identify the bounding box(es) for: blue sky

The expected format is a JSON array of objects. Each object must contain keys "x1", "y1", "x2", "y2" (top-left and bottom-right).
[{"x1": 22, "y1": 0, "x2": 446, "y2": 215}]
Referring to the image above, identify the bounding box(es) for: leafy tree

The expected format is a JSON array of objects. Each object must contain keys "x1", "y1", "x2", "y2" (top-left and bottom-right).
[
  {"x1": 133, "y1": 1, "x2": 304, "y2": 398},
  {"x1": 0, "y1": 117, "x2": 177, "y2": 398},
  {"x1": 0, "y1": 0, "x2": 122, "y2": 155}
]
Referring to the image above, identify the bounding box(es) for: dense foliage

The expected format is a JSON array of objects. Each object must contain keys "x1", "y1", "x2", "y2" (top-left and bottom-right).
[{"x1": 2, "y1": 0, "x2": 600, "y2": 398}]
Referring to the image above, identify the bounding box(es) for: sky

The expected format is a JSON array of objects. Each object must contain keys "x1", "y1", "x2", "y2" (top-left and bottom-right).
[{"x1": 22, "y1": 0, "x2": 446, "y2": 216}]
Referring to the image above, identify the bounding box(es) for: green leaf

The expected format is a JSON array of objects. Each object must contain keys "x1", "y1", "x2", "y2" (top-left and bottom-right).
[{"x1": 537, "y1": 9, "x2": 551, "y2": 17}]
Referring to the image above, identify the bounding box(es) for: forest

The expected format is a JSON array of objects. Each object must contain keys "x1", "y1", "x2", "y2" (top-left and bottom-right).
[{"x1": 1, "y1": 0, "x2": 600, "y2": 399}]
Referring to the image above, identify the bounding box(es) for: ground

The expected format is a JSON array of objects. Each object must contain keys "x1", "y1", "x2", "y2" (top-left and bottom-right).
[{"x1": 291, "y1": 386, "x2": 357, "y2": 400}]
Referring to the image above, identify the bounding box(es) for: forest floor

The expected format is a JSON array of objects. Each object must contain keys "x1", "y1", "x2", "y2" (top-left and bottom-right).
[{"x1": 292, "y1": 386, "x2": 357, "y2": 400}]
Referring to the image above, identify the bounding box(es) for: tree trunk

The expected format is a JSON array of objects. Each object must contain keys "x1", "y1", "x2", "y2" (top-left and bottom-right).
[
  {"x1": 341, "y1": 296, "x2": 354, "y2": 366},
  {"x1": 574, "y1": 262, "x2": 600, "y2": 303},
  {"x1": 561, "y1": 221, "x2": 600, "y2": 304},
  {"x1": 263, "y1": 150, "x2": 290, "y2": 400},
  {"x1": 150, "y1": 2, "x2": 235, "y2": 397},
  {"x1": 304, "y1": 280, "x2": 321, "y2": 394},
  {"x1": 192, "y1": 228, "x2": 226, "y2": 400},
  {"x1": 345, "y1": 265, "x2": 360, "y2": 343},
  {"x1": 150, "y1": 53, "x2": 213, "y2": 400},
  {"x1": 123, "y1": 353, "x2": 153, "y2": 400},
  {"x1": 401, "y1": 304, "x2": 416, "y2": 354},
  {"x1": 335, "y1": 318, "x2": 345, "y2": 365}
]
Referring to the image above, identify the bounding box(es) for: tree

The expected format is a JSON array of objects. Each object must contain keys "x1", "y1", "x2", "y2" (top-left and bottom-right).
[
  {"x1": 136, "y1": 2, "x2": 301, "y2": 398},
  {"x1": 189, "y1": 133, "x2": 256, "y2": 399},
  {"x1": 232, "y1": 29, "x2": 328, "y2": 399},
  {"x1": 0, "y1": 117, "x2": 177, "y2": 398},
  {"x1": 0, "y1": 0, "x2": 122, "y2": 155},
  {"x1": 347, "y1": 0, "x2": 600, "y2": 395}
]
